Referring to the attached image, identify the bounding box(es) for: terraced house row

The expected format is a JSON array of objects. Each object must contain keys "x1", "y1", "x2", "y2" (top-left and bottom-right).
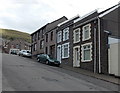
[{"x1": 31, "y1": 4, "x2": 120, "y2": 76}]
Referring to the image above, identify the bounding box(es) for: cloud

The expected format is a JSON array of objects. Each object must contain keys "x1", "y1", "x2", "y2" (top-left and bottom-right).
[
  {"x1": 0, "y1": 0, "x2": 119, "y2": 34},
  {"x1": 0, "y1": 0, "x2": 57, "y2": 33}
]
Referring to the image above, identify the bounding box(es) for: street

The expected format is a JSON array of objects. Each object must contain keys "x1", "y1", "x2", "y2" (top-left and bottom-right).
[{"x1": 2, "y1": 53, "x2": 119, "y2": 91}]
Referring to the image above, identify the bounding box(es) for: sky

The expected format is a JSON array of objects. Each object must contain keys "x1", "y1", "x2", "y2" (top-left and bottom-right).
[{"x1": 0, "y1": 0, "x2": 119, "y2": 34}]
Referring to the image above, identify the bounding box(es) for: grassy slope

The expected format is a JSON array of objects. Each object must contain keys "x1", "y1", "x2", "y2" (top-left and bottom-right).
[{"x1": 0, "y1": 28, "x2": 31, "y2": 43}]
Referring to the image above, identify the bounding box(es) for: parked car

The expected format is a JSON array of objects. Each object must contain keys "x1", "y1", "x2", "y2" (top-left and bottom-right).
[
  {"x1": 9, "y1": 49, "x2": 20, "y2": 55},
  {"x1": 18, "y1": 50, "x2": 31, "y2": 58},
  {"x1": 37, "y1": 54, "x2": 60, "y2": 67},
  {"x1": 10, "y1": 50, "x2": 17, "y2": 55}
]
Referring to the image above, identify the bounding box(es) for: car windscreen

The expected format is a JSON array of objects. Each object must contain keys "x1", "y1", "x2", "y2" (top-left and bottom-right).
[
  {"x1": 22, "y1": 50, "x2": 26, "y2": 52},
  {"x1": 48, "y1": 55, "x2": 55, "y2": 59}
]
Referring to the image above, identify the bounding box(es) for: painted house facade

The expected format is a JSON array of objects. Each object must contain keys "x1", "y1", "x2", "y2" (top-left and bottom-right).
[
  {"x1": 74, "y1": 4, "x2": 119, "y2": 74},
  {"x1": 44, "y1": 16, "x2": 67, "y2": 58},
  {"x1": 56, "y1": 15, "x2": 80, "y2": 65},
  {"x1": 56, "y1": 3, "x2": 119, "y2": 75},
  {"x1": 31, "y1": 16, "x2": 67, "y2": 57},
  {"x1": 101, "y1": 4, "x2": 120, "y2": 76},
  {"x1": 73, "y1": 10, "x2": 101, "y2": 73},
  {"x1": 31, "y1": 3, "x2": 119, "y2": 76},
  {"x1": 31, "y1": 25, "x2": 47, "y2": 57}
]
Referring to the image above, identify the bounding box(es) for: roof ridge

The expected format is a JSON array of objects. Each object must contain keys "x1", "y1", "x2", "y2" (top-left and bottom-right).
[
  {"x1": 58, "y1": 15, "x2": 80, "y2": 26},
  {"x1": 74, "y1": 9, "x2": 98, "y2": 23},
  {"x1": 47, "y1": 16, "x2": 67, "y2": 25},
  {"x1": 99, "y1": 3, "x2": 119, "y2": 17},
  {"x1": 99, "y1": 3, "x2": 119, "y2": 15}
]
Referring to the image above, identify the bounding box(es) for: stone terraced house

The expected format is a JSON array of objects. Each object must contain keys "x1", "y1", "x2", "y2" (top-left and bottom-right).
[{"x1": 31, "y1": 3, "x2": 120, "y2": 76}]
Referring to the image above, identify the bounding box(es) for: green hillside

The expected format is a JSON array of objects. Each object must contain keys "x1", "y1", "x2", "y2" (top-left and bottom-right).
[{"x1": 0, "y1": 28, "x2": 31, "y2": 43}]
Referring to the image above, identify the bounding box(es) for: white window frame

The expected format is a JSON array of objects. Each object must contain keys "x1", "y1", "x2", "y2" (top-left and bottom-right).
[
  {"x1": 57, "y1": 31, "x2": 62, "y2": 43},
  {"x1": 63, "y1": 27, "x2": 69, "y2": 41},
  {"x1": 81, "y1": 42, "x2": 92, "y2": 62},
  {"x1": 73, "y1": 28, "x2": 80, "y2": 43},
  {"x1": 82, "y1": 24, "x2": 91, "y2": 41},
  {"x1": 62, "y1": 42, "x2": 69, "y2": 59}
]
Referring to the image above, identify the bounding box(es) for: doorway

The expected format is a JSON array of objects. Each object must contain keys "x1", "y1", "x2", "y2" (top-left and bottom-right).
[
  {"x1": 57, "y1": 45, "x2": 61, "y2": 63},
  {"x1": 73, "y1": 46, "x2": 80, "y2": 67}
]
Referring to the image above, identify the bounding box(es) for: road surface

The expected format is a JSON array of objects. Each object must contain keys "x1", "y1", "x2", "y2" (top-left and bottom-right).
[{"x1": 2, "y1": 53, "x2": 119, "y2": 91}]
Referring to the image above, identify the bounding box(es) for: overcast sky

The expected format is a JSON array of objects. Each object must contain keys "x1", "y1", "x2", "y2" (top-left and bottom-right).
[{"x1": 0, "y1": 0, "x2": 119, "y2": 34}]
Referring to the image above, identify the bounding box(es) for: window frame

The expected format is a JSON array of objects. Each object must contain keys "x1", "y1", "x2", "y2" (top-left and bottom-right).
[
  {"x1": 73, "y1": 28, "x2": 80, "y2": 43},
  {"x1": 57, "y1": 31, "x2": 62, "y2": 43},
  {"x1": 51, "y1": 31, "x2": 53, "y2": 41},
  {"x1": 63, "y1": 27, "x2": 69, "y2": 41},
  {"x1": 35, "y1": 33, "x2": 37, "y2": 41},
  {"x1": 46, "y1": 34, "x2": 48, "y2": 42},
  {"x1": 62, "y1": 42, "x2": 69, "y2": 59},
  {"x1": 38, "y1": 31, "x2": 40, "y2": 40},
  {"x1": 81, "y1": 42, "x2": 92, "y2": 62},
  {"x1": 40, "y1": 40, "x2": 44, "y2": 49},
  {"x1": 40, "y1": 29, "x2": 44, "y2": 38},
  {"x1": 34, "y1": 43, "x2": 37, "y2": 51},
  {"x1": 82, "y1": 24, "x2": 91, "y2": 41}
]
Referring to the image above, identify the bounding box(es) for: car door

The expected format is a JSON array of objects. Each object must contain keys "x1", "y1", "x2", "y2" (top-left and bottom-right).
[
  {"x1": 39, "y1": 55, "x2": 43, "y2": 61},
  {"x1": 40, "y1": 55, "x2": 46, "y2": 62}
]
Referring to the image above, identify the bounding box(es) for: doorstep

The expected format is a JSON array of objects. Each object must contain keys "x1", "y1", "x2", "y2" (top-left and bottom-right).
[{"x1": 60, "y1": 65, "x2": 120, "y2": 85}]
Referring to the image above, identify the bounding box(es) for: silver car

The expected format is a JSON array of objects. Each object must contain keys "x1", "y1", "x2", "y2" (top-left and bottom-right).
[{"x1": 18, "y1": 50, "x2": 31, "y2": 58}]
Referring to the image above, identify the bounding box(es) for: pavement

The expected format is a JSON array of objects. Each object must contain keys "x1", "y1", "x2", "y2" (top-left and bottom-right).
[{"x1": 61, "y1": 65, "x2": 120, "y2": 85}]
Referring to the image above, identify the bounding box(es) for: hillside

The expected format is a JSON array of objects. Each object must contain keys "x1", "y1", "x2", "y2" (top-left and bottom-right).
[{"x1": 0, "y1": 28, "x2": 31, "y2": 43}]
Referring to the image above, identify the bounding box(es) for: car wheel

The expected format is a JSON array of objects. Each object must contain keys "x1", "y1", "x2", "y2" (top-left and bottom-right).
[
  {"x1": 57, "y1": 65, "x2": 60, "y2": 67},
  {"x1": 37, "y1": 58, "x2": 40, "y2": 62},
  {"x1": 46, "y1": 61, "x2": 49, "y2": 65}
]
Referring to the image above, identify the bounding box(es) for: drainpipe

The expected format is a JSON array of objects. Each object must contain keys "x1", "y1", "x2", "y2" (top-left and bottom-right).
[
  {"x1": 94, "y1": 23, "x2": 97, "y2": 73},
  {"x1": 98, "y1": 17, "x2": 101, "y2": 73}
]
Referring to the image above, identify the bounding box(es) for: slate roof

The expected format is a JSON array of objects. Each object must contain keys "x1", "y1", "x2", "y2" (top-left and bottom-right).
[{"x1": 31, "y1": 16, "x2": 67, "y2": 35}]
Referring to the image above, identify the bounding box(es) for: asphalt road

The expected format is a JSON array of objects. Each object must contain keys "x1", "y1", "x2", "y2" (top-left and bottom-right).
[{"x1": 2, "y1": 53, "x2": 119, "y2": 92}]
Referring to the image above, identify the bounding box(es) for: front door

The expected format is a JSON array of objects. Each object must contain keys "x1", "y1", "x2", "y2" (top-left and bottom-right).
[
  {"x1": 57, "y1": 45, "x2": 61, "y2": 63},
  {"x1": 73, "y1": 46, "x2": 80, "y2": 67}
]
